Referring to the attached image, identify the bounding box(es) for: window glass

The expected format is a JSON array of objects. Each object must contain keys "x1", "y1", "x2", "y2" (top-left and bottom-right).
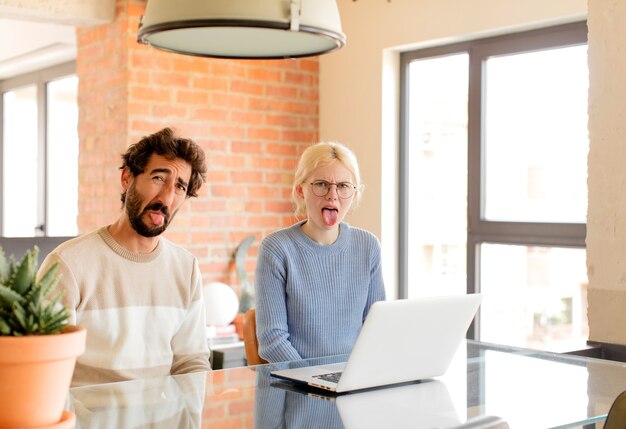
[
  {"x1": 480, "y1": 244, "x2": 588, "y2": 352},
  {"x1": 407, "y1": 53, "x2": 469, "y2": 298},
  {"x1": 401, "y1": 23, "x2": 588, "y2": 353},
  {"x1": 483, "y1": 45, "x2": 589, "y2": 223},
  {"x1": 47, "y1": 76, "x2": 79, "y2": 236},
  {"x1": 2, "y1": 86, "x2": 39, "y2": 237}
]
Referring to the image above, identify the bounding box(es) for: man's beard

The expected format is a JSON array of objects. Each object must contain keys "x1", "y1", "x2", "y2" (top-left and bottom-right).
[{"x1": 125, "y1": 184, "x2": 175, "y2": 238}]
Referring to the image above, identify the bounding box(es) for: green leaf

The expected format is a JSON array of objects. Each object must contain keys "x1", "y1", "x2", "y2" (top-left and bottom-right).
[
  {"x1": 0, "y1": 246, "x2": 8, "y2": 284},
  {"x1": 0, "y1": 315, "x2": 10, "y2": 335},
  {"x1": 37, "y1": 263, "x2": 59, "y2": 295},
  {"x1": 11, "y1": 252, "x2": 34, "y2": 295},
  {"x1": 0, "y1": 284, "x2": 26, "y2": 306}
]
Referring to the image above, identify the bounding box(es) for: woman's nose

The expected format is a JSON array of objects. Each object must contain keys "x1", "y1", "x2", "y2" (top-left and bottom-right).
[{"x1": 326, "y1": 184, "x2": 339, "y2": 199}]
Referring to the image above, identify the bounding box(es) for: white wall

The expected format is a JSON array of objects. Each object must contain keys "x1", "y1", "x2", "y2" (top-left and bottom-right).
[
  {"x1": 587, "y1": 0, "x2": 626, "y2": 344},
  {"x1": 319, "y1": 0, "x2": 586, "y2": 297}
]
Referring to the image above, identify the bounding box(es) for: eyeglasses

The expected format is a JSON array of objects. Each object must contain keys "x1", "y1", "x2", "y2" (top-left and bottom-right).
[{"x1": 309, "y1": 180, "x2": 357, "y2": 199}]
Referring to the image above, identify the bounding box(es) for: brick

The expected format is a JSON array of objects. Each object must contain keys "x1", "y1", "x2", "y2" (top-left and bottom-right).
[
  {"x1": 230, "y1": 111, "x2": 265, "y2": 126},
  {"x1": 212, "y1": 185, "x2": 246, "y2": 198},
  {"x1": 212, "y1": 92, "x2": 247, "y2": 109},
  {"x1": 176, "y1": 91, "x2": 209, "y2": 105},
  {"x1": 151, "y1": 71, "x2": 190, "y2": 88},
  {"x1": 210, "y1": 154, "x2": 246, "y2": 169},
  {"x1": 192, "y1": 107, "x2": 229, "y2": 122},
  {"x1": 266, "y1": 85, "x2": 298, "y2": 99},
  {"x1": 192, "y1": 76, "x2": 229, "y2": 91},
  {"x1": 129, "y1": 86, "x2": 171, "y2": 102},
  {"x1": 232, "y1": 141, "x2": 264, "y2": 154},
  {"x1": 247, "y1": 127, "x2": 280, "y2": 141},
  {"x1": 231, "y1": 79, "x2": 264, "y2": 95},
  {"x1": 210, "y1": 125, "x2": 246, "y2": 139},
  {"x1": 267, "y1": 143, "x2": 298, "y2": 156},
  {"x1": 265, "y1": 201, "x2": 294, "y2": 213},
  {"x1": 231, "y1": 171, "x2": 263, "y2": 183},
  {"x1": 266, "y1": 114, "x2": 298, "y2": 128}
]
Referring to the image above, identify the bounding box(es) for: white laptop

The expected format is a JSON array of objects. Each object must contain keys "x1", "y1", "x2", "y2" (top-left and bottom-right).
[{"x1": 270, "y1": 294, "x2": 482, "y2": 394}]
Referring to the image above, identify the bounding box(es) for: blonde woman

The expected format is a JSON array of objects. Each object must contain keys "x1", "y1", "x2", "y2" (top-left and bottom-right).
[{"x1": 255, "y1": 142, "x2": 386, "y2": 363}]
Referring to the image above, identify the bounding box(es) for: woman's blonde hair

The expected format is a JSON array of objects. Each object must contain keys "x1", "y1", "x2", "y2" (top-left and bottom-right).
[{"x1": 292, "y1": 141, "x2": 362, "y2": 218}]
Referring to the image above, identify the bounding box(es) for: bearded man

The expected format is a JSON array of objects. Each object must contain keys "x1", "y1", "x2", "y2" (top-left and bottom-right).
[{"x1": 38, "y1": 127, "x2": 211, "y2": 386}]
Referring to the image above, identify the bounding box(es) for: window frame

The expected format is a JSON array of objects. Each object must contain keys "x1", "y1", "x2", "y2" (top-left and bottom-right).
[
  {"x1": 0, "y1": 61, "x2": 77, "y2": 238},
  {"x1": 399, "y1": 22, "x2": 588, "y2": 339}
]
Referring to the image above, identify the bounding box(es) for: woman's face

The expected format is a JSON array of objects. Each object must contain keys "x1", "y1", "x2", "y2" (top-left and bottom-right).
[{"x1": 296, "y1": 160, "x2": 357, "y2": 232}]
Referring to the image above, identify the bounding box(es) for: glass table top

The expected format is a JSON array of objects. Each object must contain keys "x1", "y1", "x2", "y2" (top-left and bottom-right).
[{"x1": 68, "y1": 340, "x2": 626, "y2": 428}]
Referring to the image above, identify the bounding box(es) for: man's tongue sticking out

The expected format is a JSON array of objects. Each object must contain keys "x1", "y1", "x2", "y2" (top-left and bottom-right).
[
  {"x1": 322, "y1": 208, "x2": 338, "y2": 227},
  {"x1": 149, "y1": 211, "x2": 164, "y2": 226}
]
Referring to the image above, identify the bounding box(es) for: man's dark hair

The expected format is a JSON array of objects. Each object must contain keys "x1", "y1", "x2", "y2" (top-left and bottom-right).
[{"x1": 120, "y1": 127, "x2": 207, "y2": 204}]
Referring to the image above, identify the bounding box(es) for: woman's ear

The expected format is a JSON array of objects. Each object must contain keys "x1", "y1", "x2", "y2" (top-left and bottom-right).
[{"x1": 295, "y1": 183, "x2": 304, "y2": 198}]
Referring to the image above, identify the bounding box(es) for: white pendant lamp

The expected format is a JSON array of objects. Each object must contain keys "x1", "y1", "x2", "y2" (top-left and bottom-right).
[{"x1": 137, "y1": 0, "x2": 346, "y2": 59}]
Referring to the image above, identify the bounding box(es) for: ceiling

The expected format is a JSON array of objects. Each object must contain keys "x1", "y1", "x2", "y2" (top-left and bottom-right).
[{"x1": 0, "y1": 18, "x2": 76, "y2": 79}]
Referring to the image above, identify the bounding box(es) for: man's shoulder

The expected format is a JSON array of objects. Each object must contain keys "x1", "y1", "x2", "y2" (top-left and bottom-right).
[
  {"x1": 159, "y1": 236, "x2": 197, "y2": 262},
  {"x1": 48, "y1": 228, "x2": 105, "y2": 257}
]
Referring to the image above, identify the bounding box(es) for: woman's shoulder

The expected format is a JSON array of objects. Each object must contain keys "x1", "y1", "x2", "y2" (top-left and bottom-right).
[
  {"x1": 260, "y1": 222, "x2": 303, "y2": 251},
  {"x1": 342, "y1": 223, "x2": 381, "y2": 245}
]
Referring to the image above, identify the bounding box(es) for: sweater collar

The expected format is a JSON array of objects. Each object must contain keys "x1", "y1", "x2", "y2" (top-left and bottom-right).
[
  {"x1": 98, "y1": 226, "x2": 162, "y2": 262},
  {"x1": 290, "y1": 220, "x2": 351, "y2": 255}
]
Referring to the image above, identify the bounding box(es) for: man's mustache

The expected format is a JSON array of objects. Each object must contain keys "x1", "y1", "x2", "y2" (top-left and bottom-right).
[{"x1": 143, "y1": 202, "x2": 170, "y2": 217}]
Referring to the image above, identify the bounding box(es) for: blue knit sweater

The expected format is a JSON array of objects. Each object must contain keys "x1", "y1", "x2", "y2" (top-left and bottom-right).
[{"x1": 254, "y1": 221, "x2": 386, "y2": 363}]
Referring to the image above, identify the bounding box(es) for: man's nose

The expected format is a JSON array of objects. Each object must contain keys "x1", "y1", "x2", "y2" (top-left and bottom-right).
[{"x1": 158, "y1": 182, "x2": 176, "y2": 206}]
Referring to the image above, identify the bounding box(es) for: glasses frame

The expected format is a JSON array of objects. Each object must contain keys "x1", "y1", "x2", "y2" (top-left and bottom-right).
[{"x1": 308, "y1": 180, "x2": 357, "y2": 199}]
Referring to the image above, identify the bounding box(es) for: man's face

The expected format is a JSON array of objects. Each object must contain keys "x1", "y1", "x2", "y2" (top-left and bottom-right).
[{"x1": 123, "y1": 154, "x2": 192, "y2": 238}]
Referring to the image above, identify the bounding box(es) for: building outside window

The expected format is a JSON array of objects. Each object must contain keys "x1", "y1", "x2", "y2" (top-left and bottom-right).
[
  {"x1": 400, "y1": 22, "x2": 588, "y2": 352},
  {"x1": 1, "y1": 62, "x2": 78, "y2": 238}
]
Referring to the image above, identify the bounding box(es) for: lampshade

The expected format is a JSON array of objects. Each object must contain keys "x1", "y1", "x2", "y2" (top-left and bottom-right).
[{"x1": 137, "y1": 0, "x2": 346, "y2": 59}]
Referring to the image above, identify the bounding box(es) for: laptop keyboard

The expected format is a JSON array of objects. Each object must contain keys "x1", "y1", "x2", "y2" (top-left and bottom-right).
[{"x1": 313, "y1": 371, "x2": 343, "y2": 384}]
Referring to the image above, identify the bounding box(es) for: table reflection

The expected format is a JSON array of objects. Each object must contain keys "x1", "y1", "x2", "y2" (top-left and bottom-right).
[
  {"x1": 69, "y1": 371, "x2": 206, "y2": 429},
  {"x1": 253, "y1": 363, "x2": 463, "y2": 428},
  {"x1": 66, "y1": 341, "x2": 626, "y2": 428}
]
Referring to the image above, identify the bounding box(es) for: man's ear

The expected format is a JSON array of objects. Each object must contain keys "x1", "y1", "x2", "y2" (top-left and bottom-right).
[{"x1": 121, "y1": 167, "x2": 132, "y2": 191}]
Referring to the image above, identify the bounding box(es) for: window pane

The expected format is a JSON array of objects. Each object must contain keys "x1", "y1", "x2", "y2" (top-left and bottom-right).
[
  {"x1": 480, "y1": 243, "x2": 588, "y2": 352},
  {"x1": 2, "y1": 86, "x2": 39, "y2": 237},
  {"x1": 483, "y1": 45, "x2": 589, "y2": 223},
  {"x1": 407, "y1": 53, "x2": 468, "y2": 298},
  {"x1": 47, "y1": 76, "x2": 78, "y2": 236}
]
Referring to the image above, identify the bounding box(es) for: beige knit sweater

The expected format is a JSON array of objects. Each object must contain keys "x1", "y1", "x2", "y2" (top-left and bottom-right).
[{"x1": 38, "y1": 227, "x2": 210, "y2": 387}]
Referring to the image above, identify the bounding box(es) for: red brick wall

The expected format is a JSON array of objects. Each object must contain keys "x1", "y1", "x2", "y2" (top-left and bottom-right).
[{"x1": 76, "y1": 0, "x2": 318, "y2": 290}]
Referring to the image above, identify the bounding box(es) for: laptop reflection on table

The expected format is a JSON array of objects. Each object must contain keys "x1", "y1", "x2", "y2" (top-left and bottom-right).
[
  {"x1": 270, "y1": 294, "x2": 482, "y2": 394},
  {"x1": 271, "y1": 379, "x2": 461, "y2": 429}
]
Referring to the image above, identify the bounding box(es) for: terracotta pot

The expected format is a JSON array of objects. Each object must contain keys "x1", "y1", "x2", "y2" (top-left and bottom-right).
[{"x1": 0, "y1": 325, "x2": 86, "y2": 428}]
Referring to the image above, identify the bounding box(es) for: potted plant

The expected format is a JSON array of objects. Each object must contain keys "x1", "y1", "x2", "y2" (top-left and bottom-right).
[{"x1": 0, "y1": 245, "x2": 86, "y2": 428}]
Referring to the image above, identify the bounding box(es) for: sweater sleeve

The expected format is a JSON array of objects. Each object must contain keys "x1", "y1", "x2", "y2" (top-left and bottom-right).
[
  {"x1": 254, "y1": 240, "x2": 303, "y2": 363},
  {"x1": 171, "y1": 259, "x2": 211, "y2": 374},
  {"x1": 38, "y1": 252, "x2": 80, "y2": 326},
  {"x1": 362, "y1": 235, "x2": 386, "y2": 322}
]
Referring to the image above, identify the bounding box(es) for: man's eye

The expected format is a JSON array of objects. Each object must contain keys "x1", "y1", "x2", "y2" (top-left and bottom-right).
[
  {"x1": 338, "y1": 183, "x2": 351, "y2": 190},
  {"x1": 314, "y1": 181, "x2": 329, "y2": 189},
  {"x1": 152, "y1": 176, "x2": 165, "y2": 183},
  {"x1": 176, "y1": 183, "x2": 187, "y2": 193}
]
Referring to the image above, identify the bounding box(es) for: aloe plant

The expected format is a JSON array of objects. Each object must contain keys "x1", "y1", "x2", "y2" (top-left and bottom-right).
[{"x1": 0, "y1": 245, "x2": 70, "y2": 336}]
